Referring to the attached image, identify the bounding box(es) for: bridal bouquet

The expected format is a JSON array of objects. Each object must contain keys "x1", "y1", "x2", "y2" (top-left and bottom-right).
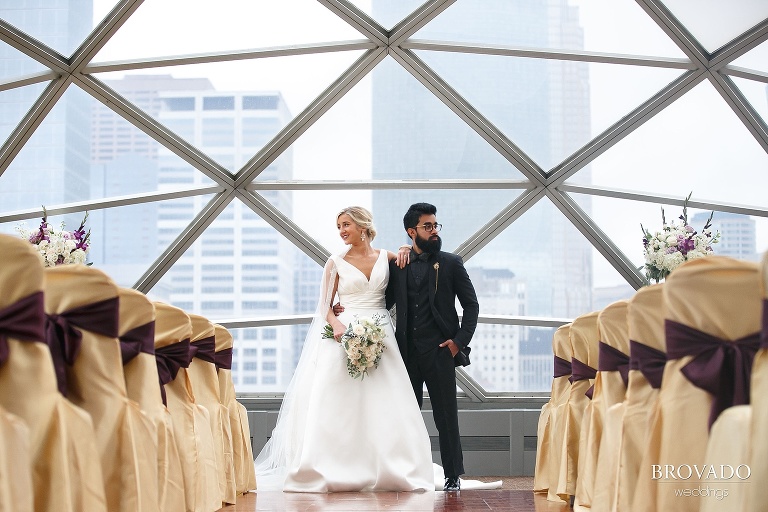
[
  {"x1": 16, "y1": 207, "x2": 91, "y2": 267},
  {"x1": 323, "y1": 313, "x2": 387, "y2": 380},
  {"x1": 640, "y1": 194, "x2": 720, "y2": 284}
]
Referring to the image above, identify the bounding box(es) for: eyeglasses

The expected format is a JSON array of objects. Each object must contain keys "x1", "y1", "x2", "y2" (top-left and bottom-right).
[{"x1": 413, "y1": 223, "x2": 442, "y2": 233}]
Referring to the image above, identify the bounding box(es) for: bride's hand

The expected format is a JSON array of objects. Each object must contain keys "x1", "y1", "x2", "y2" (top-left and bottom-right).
[
  {"x1": 395, "y1": 244, "x2": 411, "y2": 269},
  {"x1": 332, "y1": 323, "x2": 346, "y2": 342}
]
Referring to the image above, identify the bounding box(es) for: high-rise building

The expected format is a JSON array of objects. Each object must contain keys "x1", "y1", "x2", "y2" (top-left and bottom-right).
[
  {"x1": 692, "y1": 211, "x2": 757, "y2": 261},
  {"x1": 371, "y1": 0, "x2": 592, "y2": 391},
  {"x1": 0, "y1": 1, "x2": 93, "y2": 227},
  {"x1": 90, "y1": 75, "x2": 297, "y2": 391}
]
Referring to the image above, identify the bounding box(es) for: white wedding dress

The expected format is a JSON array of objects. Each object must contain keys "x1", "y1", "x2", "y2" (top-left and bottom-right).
[
  {"x1": 255, "y1": 249, "x2": 434, "y2": 492},
  {"x1": 254, "y1": 249, "x2": 501, "y2": 493}
]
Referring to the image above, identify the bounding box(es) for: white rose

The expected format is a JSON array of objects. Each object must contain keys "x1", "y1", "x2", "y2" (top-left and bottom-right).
[{"x1": 352, "y1": 324, "x2": 365, "y2": 336}]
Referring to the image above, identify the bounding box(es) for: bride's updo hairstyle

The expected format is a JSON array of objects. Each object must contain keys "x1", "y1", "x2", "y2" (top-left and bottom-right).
[{"x1": 337, "y1": 206, "x2": 377, "y2": 241}]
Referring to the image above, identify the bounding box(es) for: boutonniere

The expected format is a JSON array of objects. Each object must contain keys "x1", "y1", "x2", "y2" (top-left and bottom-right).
[{"x1": 433, "y1": 262, "x2": 439, "y2": 292}]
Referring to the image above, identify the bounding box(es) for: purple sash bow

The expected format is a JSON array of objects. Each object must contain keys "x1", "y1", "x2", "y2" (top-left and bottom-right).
[
  {"x1": 191, "y1": 335, "x2": 216, "y2": 364},
  {"x1": 0, "y1": 292, "x2": 46, "y2": 367},
  {"x1": 45, "y1": 296, "x2": 120, "y2": 396},
  {"x1": 571, "y1": 357, "x2": 597, "y2": 399},
  {"x1": 598, "y1": 341, "x2": 630, "y2": 387},
  {"x1": 665, "y1": 319, "x2": 760, "y2": 429},
  {"x1": 119, "y1": 321, "x2": 155, "y2": 365},
  {"x1": 553, "y1": 355, "x2": 572, "y2": 379},
  {"x1": 215, "y1": 347, "x2": 233, "y2": 371},
  {"x1": 155, "y1": 339, "x2": 191, "y2": 405},
  {"x1": 629, "y1": 340, "x2": 666, "y2": 389}
]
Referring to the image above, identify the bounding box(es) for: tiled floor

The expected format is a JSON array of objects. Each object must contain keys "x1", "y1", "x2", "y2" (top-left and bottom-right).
[{"x1": 219, "y1": 478, "x2": 572, "y2": 511}]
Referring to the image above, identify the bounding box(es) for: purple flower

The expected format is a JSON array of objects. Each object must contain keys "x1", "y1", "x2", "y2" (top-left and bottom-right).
[{"x1": 678, "y1": 237, "x2": 695, "y2": 255}]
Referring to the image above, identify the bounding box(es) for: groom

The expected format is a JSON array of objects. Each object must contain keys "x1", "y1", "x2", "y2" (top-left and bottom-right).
[{"x1": 386, "y1": 202, "x2": 479, "y2": 492}]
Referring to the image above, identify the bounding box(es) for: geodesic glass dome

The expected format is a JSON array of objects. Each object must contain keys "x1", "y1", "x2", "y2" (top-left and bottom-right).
[{"x1": 1, "y1": 0, "x2": 767, "y2": 399}]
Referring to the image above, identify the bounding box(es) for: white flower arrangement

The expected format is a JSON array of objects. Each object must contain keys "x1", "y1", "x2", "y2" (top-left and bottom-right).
[
  {"x1": 640, "y1": 193, "x2": 720, "y2": 284},
  {"x1": 323, "y1": 313, "x2": 387, "y2": 379},
  {"x1": 16, "y1": 207, "x2": 91, "y2": 267}
]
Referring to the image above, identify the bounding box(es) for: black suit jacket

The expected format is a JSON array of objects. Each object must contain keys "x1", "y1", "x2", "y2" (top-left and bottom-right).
[{"x1": 386, "y1": 251, "x2": 479, "y2": 366}]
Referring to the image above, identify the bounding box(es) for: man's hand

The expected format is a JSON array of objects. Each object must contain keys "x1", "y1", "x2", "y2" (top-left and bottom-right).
[
  {"x1": 332, "y1": 302, "x2": 344, "y2": 316},
  {"x1": 439, "y1": 339, "x2": 460, "y2": 357},
  {"x1": 396, "y1": 245, "x2": 411, "y2": 269}
]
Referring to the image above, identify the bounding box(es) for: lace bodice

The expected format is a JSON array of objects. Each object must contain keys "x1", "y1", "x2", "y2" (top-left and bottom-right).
[{"x1": 332, "y1": 250, "x2": 388, "y2": 309}]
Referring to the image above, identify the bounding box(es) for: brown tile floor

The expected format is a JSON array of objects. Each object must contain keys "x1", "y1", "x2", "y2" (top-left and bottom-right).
[{"x1": 218, "y1": 478, "x2": 573, "y2": 511}]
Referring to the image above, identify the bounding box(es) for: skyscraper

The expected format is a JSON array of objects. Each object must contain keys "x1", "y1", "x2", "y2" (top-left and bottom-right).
[{"x1": 371, "y1": 1, "x2": 592, "y2": 390}]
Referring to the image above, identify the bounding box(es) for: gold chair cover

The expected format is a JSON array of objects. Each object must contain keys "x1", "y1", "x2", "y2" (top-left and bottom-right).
[
  {"x1": 751, "y1": 252, "x2": 768, "y2": 512},
  {"x1": 533, "y1": 332, "x2": 558, "y2": 494},
  {"x1": 0, "y1": 406, "x2": 32, "y2": 512},
  {"x1": 545, "y1": 324, "x2": 572, "y2": 504},
  {"x1": 555, "y1": 311, "x2": 599, "y2": 500},
  {"x1": 155, "y1": 302, "x2": 213, "y2": 512},
  {"x1": 212, "y1": 324, "x2": 238, "y2": 503},
  {"x1": 646, "y1": 257, "x2": 760, "y2": 512},
  {"x1": 573, "y1": 304, "x2": 620, "y2": 512},
  {"x1": 590, "y1": 300, "x2": 630, "y2": 512},
  {"x1": 618, "y1": 284, "x2": 665, "y2": 512},
  {"x1": 188, "y1": 314, "x2": 229, "y2": 509},
  {"x1": 45, "y1": 265, "x2": 158, "y2": 512},
  {"x1": 214, "y1": 325, "x2": 256, "y2": 494},
  {"x1": 0, "y1": 234, "x2": 105, "y2": 512},
  {"x1": 119, "y1": 294, "x2": 185, "y2": 512}
]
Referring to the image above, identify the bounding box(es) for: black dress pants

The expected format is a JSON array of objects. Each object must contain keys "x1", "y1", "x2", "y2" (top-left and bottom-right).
[{"x1": 406, "y1": 341, "x2": 464, "y2": 479}]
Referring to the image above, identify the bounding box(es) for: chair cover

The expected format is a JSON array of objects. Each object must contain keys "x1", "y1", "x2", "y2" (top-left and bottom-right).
[
  {"x1": 213, "y1": 324, "x2": 256, "y2": 494},
  {"x1": 0, "y1": 406, "x2": 32, "y2": 512},
  {"x1": 533, "y1": 331, "x2": 560, "y2": 494},
  {"x1": 555, "y1": 311, "x2": 599, "y2": 500},
  {"x1": 155, "y1": 302, "x2": 213, "y2": 512},
  {"x1": 45, "y1": 265, "x2": 159, "y2": 512},
  {"x1": 212, "y1": 324, "x2": 237, "y2": 503},
  {"x1": 618, "y1": 284, "x2": 665, "y2": 512},
  {"x1": 0, "y1": 234, "x2": 105, "y2": 512},
  {"x1": 544, "y1": 323, "x2": 572, "y2": 504},
  {"x1": 187, "y1": 314, "x2": 229, "y2": 509},
  {"x1": 119, "y1": 289, "x2": 186, "y2": 512},
  {"x1": 751, "y1": 251, "x2": 768, "y2": 512},
  {"x1": 589, "y1": 300, "x2": 630, "y2": 512},
  {"x1": 574, "y1": 302, "x2": 627, "y2": 512},
  {"x1": 647, "y1": 257, "x2": 760, "y2": 512}
]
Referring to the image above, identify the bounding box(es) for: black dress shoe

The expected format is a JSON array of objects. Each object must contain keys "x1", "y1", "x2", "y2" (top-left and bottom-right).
[{"x1": 444, "y1": 477, "x2": 460, "y2": 491}]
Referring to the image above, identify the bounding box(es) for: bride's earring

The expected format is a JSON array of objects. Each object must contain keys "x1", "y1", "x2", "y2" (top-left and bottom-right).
[{"x1": 361, "y1": 232, "x2": 366, "y2": 241}]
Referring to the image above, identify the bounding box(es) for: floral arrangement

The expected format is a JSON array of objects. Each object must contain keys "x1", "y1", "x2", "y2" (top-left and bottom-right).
[
  {"x1": 640, "y1": 193, "x2": 720, "y2": 284},
  {"x1": 16, "y1": 207, "x2": 91, "y2": 267},
  {"x1": 323, "y1": 313, "x2": 387, "y2": 379}
]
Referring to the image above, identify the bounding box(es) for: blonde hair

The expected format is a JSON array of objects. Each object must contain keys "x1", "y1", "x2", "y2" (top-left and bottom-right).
[{"x1": 337, "y1": 206, "x2": 377, "y2": 241}]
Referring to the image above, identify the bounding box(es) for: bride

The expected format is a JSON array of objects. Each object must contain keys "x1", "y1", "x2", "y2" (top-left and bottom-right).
[{"x1": 254, "y1": 206, "x2": 434, "y2": 492}]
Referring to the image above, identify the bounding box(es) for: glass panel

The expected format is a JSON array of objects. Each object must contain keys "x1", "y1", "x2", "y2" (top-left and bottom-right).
[
  {"x1": 258, "y1": 55, "x2": 526, "y2": 183},
  {"x1": 228, "y1": 324, "x2": 318, "y2": 393},
  {"x1": 415, "y1": 0, "x2": 685, "y2": 57},
  {"x1": 148, "y1": 198, "x2": 320, "y2": 322},
  {"x1": 0, "y1": 1, "x2": 95, "y2": 57},
  {"x1": 731, "y1": 40, "x2": 768, "y2": 73},
  {"x1": 732, "y1": 76, "x2": 768, "y2": 126},
  {"x1": 463, "y1": 324, "x2": 555, "y2": 393},
  {"x1": 93, "y1": 0, "x2": 362, "y2": 62},
  {"x1": 259, "y1": 188, "x2": 523, "y2": 254},
  {"x1": 0, "y1": 83, "x2": 215, "y2": 213},
  {"x1": 576, "y1": 81, "x2": 768, "y2": 207},
  {"x1": 0, "y1": 39, "x2": 47, "y2": 81},
  {"x1": 354, "y1": 0, "x2": 425, "y2": 30},
  {"x1": 661, "y1": 0, "x2": 768, "y2": 52},
  {"x1": 573, "y1": 192, "x2": 765, "y2": 283},
  {"x1": 0, "y1": 82, "x2": 47, "y2": 152},
  {"x1": 94, "y1": 50, "x2": 363, "y2": 170},
  {"x1": 416, "y1": 49, "x2": 684, "y2": 170}
]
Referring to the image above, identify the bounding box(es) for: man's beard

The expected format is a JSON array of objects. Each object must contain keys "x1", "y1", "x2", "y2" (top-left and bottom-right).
[{"x1": 415, "y1": 232, "x2": 442, "y2": 254}]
